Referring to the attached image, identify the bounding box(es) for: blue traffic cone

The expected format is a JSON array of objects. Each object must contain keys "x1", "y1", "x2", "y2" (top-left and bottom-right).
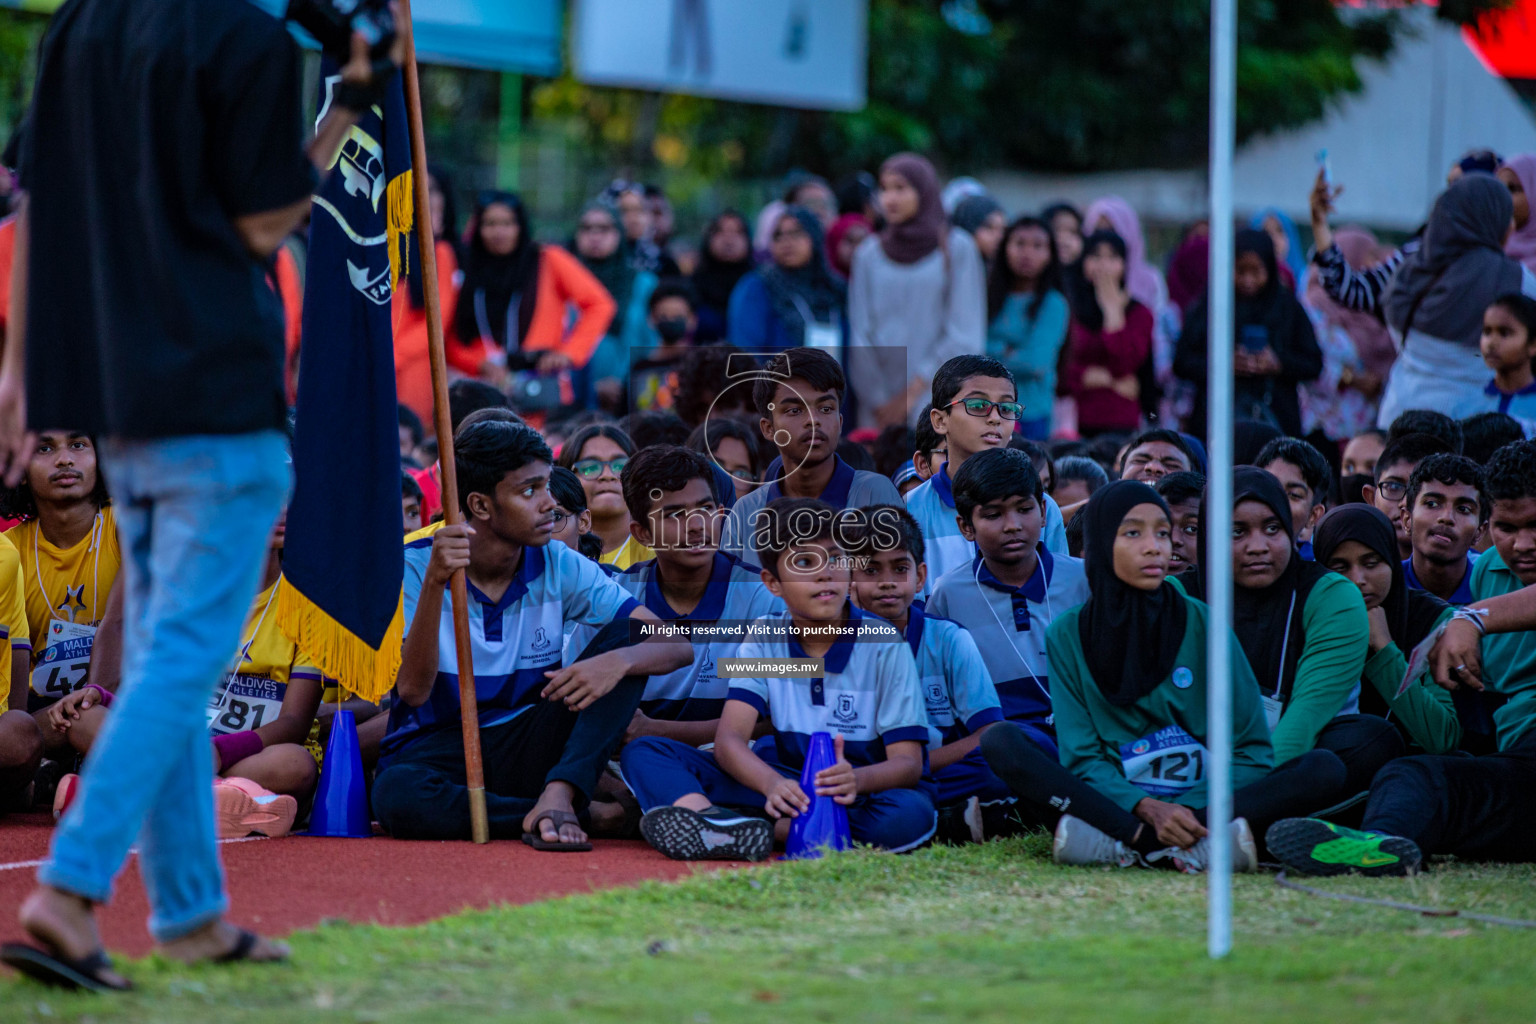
[
  {"x1": 306, "y1": 708, "x2": 371, "y2": 837},
  {"x1": 784, "y1": 731, "x2": 852, "y2": 860}
]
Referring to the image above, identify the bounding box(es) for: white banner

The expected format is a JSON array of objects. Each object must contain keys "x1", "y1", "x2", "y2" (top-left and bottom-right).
[{"x1": 573, "y1": 0, "x2": 867, "y2": 111}]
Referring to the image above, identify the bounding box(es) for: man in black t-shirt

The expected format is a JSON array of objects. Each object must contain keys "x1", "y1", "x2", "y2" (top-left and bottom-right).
[{"x1": 0, "y1": 0, "x2": 400, "y2": 991}]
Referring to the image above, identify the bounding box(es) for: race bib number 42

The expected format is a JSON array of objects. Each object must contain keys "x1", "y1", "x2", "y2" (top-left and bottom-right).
[{"x1": 30, "y1": 619, "x2": 97, "y2": 700}]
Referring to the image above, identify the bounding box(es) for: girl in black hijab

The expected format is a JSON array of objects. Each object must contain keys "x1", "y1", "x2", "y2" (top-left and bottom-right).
[
  {"x1": 1213, "y1": 467, "x2": 1400, "y2": 797},
  {"x1": 1175, "y1": 230, "x2": 1323, "y2": 440},
  {"x1": 981, "y1": 481, "x2": 1344, "y2": 869},
  {"x1": 453, "y1": 191, "x2": 542, "y2": 356},
  {"x1": 689, "y1": 210, "x2": 753, "y2": 343},
  {"x1": 1313, "y1": 505, "x2": 1466, "y2": 755}
]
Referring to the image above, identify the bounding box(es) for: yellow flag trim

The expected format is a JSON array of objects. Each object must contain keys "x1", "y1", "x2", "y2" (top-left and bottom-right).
[
  {"x1": 387, "y1": 168, "x2": 414, "y2": 292},
  {"x1": 276, "y1": 580, "x2": 403, "y2": 704}
]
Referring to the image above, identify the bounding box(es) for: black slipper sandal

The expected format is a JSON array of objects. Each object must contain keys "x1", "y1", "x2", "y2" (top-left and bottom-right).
[
  {"x1": 521, "y1": 809, "x2": 593, "y2": 852},
  {"x1": 0, "y1": 942, "x2": 133, "y2": 993},
  {"x1": 213, "y1": 929, "x2": 283, "y2": 964}
]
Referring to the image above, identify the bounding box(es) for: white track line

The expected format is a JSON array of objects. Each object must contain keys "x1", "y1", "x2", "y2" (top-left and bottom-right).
[{"x1": 0, "y1": 835, "x2": 268, "y2": 873}]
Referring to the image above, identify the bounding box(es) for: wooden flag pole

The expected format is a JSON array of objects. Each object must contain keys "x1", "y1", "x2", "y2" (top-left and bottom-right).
[{"x1": 398, "y1": 0, "x2": 491, "y2": 845}]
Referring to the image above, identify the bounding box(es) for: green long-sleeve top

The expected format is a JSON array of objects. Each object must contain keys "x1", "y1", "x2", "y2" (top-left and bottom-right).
[
  {"x1": 1360, "y1": 616, "x2": 1462, "y2": 755},
  {"x1": 1470, "y1": 549, "x2": 1536, "y2": 750},
  {"x1": 1046, "y1": 584, "x2": 1274, "y2": 813},
  {"x1": 1265, "y1": 572, "x2": 1370, "y2": 765}
]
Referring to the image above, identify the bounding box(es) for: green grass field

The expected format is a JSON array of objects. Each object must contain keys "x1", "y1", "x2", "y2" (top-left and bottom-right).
[{"x1": 5, "y1": 836, "x2": 1536, "y2": 1023}]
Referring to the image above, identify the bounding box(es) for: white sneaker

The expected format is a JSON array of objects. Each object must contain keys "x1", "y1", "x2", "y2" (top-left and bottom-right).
[
  {"x1": 1052, "y1": 815, "x2": 1146, "y2": 868},
  {"x1": 1166, "y1": 818, "x2": 1258, "y2": 874}
]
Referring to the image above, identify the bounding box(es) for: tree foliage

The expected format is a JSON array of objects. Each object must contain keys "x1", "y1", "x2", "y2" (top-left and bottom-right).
[{"x1": 533, "y1": 0, "x2": 1512, "y2": 178}]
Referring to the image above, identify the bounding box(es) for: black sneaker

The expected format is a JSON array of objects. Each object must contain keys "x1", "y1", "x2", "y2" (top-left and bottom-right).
[
  {"x1": 640, "y1": 805, "x2": 773, "y2": 862},
  {"x1": 1266, "y1": 818, "x2": 1422, "y2": 877}
]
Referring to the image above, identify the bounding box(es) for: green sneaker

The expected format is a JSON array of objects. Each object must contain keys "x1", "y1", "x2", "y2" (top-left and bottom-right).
[{"x1": 1265, "y1": 818, "x2": 1422, "y2": 877}]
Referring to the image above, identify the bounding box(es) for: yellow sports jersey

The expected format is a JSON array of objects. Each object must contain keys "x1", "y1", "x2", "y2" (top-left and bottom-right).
[
  {"x1": 600, "y1": 534, "x2": 655, "y2": 570},
  {"x1": 0, "y1": 533, "x2": 27, "y2": 709},
  {"x1": 209, "y1": 577, "x2": 325, "y2": 738},
  {"x1": 404, "y1": 520, "x2": 443, "y2": 544},
  {"x1": 10, "y1": 506, "x2": 120, "y2": 658}
]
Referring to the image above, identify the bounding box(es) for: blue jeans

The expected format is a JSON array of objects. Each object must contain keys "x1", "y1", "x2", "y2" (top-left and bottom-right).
[{"x1": 40, "y1": 432, "x2": 289, "y2": 941}]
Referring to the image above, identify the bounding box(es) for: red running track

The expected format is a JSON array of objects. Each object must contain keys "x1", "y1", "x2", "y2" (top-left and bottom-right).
[{"x1": 0, "y1": 813, "x2": 734, "y2": 958}]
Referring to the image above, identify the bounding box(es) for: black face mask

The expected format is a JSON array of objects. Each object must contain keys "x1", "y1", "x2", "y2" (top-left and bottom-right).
[{"x1": 656, "y1": 317, "x2": 690, "y2": 343}]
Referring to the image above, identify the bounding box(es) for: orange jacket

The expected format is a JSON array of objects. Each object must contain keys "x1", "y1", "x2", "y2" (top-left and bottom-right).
[
  {"x1": 446, "y1": 244, "x2": 615, "y2": 377},
  {"x1": 392, "y1": 240, "x2": 461, "y2": 427},
  {"x1": 274, "y1": 245, "x2": 304, "y2": 405}
]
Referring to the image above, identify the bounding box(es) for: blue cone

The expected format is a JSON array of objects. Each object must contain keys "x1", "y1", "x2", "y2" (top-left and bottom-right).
[
  {"x1": 784, "y1": 731, "x2": 852, "y2": 860},
  {"x1": 306, "y1": 708, "x2": 371, "y2": 837}
]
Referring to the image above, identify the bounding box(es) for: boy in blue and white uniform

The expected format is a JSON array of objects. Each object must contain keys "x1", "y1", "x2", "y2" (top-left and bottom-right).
[
  {"x1": 906, "y1": 356, "x2": 1068, "y2": 590},
  {"x1": 372, "y1": 421, "x2": 691, "y2": 849},
  {"x1": 624, "y1": 497, "x2": 934, "y2": 860},
  {"x1": 581, "y1": 445, "x2": 781, "y2": 746},
  {"x1": 846, "y1": 505, "x2": 1017, "y2": 839},
  {"x1": 721, "y1": 348, "x2": 902, "y2": 559},
  {"x1": 927, "y1": 448, "x2": 1090, "y2": 760}
]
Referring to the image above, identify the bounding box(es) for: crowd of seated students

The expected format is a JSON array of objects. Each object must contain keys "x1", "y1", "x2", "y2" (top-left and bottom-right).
[{"x1": 5, "y1": 341, "x2": 1536, "y2": 880}]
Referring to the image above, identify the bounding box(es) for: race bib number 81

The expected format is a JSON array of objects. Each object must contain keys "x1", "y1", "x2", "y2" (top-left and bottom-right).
[
  {"x1": 30, "y1": 620, "x2": 97, "y2": 701},
  {"x1": 207, "y1": 674, "x2": 286, "y2": 736}
]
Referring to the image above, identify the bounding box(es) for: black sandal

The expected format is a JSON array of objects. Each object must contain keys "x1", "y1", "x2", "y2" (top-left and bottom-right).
[
  {"x1": 1, "y1": 942, "x2": 133, "y2": 992},
  {"x1": 521, "y1": 809, "x2": 593, "y2": 852},
  {"x1": 213, "y1": 929, "x2": 267, "y2": 963}
]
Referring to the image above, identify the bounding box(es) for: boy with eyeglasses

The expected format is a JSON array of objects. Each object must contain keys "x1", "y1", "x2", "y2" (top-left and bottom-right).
[
  {"x1": 720, "y1": 349, "x2": 902, "y2": 559},
  {"x1": 905, "y1": 356, "x2": 1068, "y2": 587},
  {"x1": 1362, "y1": 433, "x2": 1454, "y2": 559}
]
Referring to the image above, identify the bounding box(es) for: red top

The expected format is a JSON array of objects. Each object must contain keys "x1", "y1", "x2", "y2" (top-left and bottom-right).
[{"x1": 1064, "y1": 302, "x2": 1154, "y2": 434}]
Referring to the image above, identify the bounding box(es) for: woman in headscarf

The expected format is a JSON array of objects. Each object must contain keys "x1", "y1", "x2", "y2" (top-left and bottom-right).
[
  {"x1": 1313, "y1": 505, "x2": 1462, "y2": 756},
  {"x1": 689, "y1": 210, "x2": 753, "y2": 343},
  {"x1": 1203, "y1": 468, "x2": 1401, "y2": 798},
  {"x1": 979, "y1": 480, "x2": 1347, "y2": 870},
  {"x1": 1164, "y1": 228, "x2": 1209, "y2": 315},
  {"x1": 1251, "y1": 207, "x2": 1307, "y2": 293},
  {"x1": 573, "y1": 198, "x2": 658, "y2": 411},
  {"x1": 450, "y1": 191, "x2": 615, "y2": 387},
  {"x1": 825, "y1": 212, "x2": 872, "y2": 280},
  {"x1": 952, "y1": 193, "x2": 1006, "y2": 266},
  {"x1": 1498, "y1": 153, "x2": 1536, "y2": 274},
  {"x1": 1063, "y1": 230, "x2": 1154, "y2": 437},
  {"x1": 1378, "y1": 174, "x2": 1536, "y2": 426},
  {"x1": 1300, "y1": 228, "x2": 1398, "y2": 443},
  {"x1": 986, "y1": 216, "x2": 1070, "y2": 440},
  {"x1": 1175, "y1": 229, "x2": 1322, "y2": 440},
  {"x1": 848, "y1": 153, "x2": 987, "y2": 428},
  {"x1": 393, "y1": 169, "x2": 464, "y2": 425},
  {"x1": 1083, "y1": 197, "x2": 1168, "y2": 318},
  {"x1": 727, "y1": 205, "x2": 847, "y2": 355}
]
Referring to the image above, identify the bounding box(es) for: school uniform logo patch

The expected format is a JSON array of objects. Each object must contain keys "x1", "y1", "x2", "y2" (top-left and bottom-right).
[
  {"x1": 925, "y1": 681, "x2": 947, "y2": 710},
  {"x1": 834, "y1": 693, "x2": 859, "y2": 724},
  {"x1": 532, "y1": 627, "x2": 552, "y2": 652},
  {"x1": 1172, "y1": 667, "x2": 1193, "y2": 689}
]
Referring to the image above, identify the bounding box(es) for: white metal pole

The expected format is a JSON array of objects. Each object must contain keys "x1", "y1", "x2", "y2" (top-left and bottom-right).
[{"x1": 1206, "y1": 0, "x2": 1238, "y2": 961}]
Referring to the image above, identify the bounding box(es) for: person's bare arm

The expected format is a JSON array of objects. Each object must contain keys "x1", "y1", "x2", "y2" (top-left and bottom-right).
[
  {"x1": 85, "y1": 581, "x2": 123, "y2": 693},
  {"x1": 396, "y1": 525, "x2": 470, "y2": 707},
  {"x1": 8, "y1": 649, "x2": 26, "y2": 712},
  {"x1": 849, "y1": 739, "x2": 924, "y2": 795},
  {"x1": 232, "y1": 33, "x2": 403, "y2": 258},
  {"x1": 1428, "y1": 589, "x2": 1536, "y2": 692},
  {"x1": 627, "y1": 710, "x2": 720, "y2": 747}
]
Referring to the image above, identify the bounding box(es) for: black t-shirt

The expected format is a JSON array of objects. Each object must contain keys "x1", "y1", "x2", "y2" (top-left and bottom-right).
[{"x1": 17, "y1": 0, "x2": 316, "y2": 438}]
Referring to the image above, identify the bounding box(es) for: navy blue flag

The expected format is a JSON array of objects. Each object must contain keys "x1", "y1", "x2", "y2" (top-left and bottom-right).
[{"x1": 278, "y1": 71, "x2": 413, "y2": 702}]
